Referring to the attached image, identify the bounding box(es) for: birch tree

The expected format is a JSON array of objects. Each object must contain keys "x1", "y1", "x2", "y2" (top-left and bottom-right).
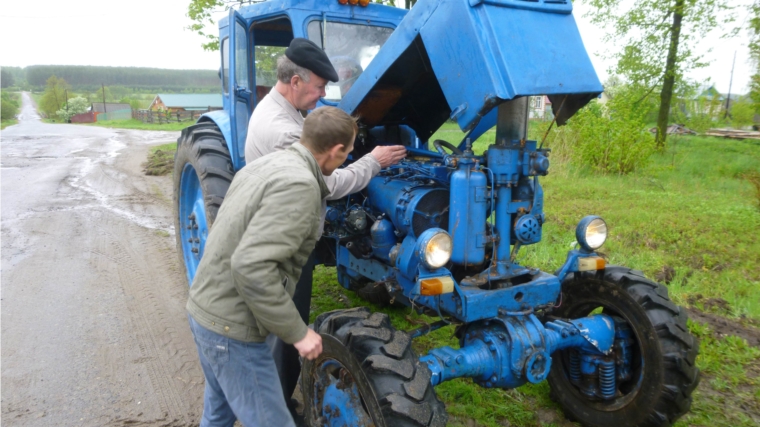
[{"x1": 583, "y1": 0, "x2": 737, "y2": 147}]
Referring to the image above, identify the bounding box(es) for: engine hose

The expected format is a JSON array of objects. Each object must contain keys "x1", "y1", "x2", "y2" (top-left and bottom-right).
[{"x1": 433, "y1": 139, "x2": 463, "y2": 156}]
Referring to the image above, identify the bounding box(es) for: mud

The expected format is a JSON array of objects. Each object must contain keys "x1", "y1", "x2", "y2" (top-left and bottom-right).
[
  {"x1": 687, "y1": 307, "x2": 760, "y2": 347},
  {"x1": 1, "y1": 93, "x2": 203, "y2": 426}
]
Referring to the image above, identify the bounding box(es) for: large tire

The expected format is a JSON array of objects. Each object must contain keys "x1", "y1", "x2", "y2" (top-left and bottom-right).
[
  {"x1": 173, "y1": 122, "x2": 234, "y2": 285},
  {"x1": 547, "y1": 266, "x2": 700, "y2": 427},
  {"x1": 302, "y1": 307, "x2": 447, "y2": 427}
]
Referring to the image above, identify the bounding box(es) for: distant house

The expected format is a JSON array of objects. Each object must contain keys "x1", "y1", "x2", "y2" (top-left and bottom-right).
[
  {"x1": 529, "y1": 96, "x2": 553, "y2": 119},
  {"x1": 91, "y1": 102, "x2": 131, "y2": 113},
  {"x1": 149, "y1": 94, "x2": 223, "y2": 112}
]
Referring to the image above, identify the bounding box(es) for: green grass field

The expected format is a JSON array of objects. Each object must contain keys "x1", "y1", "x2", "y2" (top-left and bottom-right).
[
  {"x1": 1, "y1": 119, "x2": 18, "y2": 130},
  {"x1": 83, "y1": 119, "x2": 191, "y2": 132},
  {"x1": 151, "y1": 128, "x2": 760, "y2": 426}
]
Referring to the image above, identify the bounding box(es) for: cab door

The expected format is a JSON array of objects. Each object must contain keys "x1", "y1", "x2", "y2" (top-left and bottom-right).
[{"x1": 228, "y1": 8, "x2": 252, "y2": 167}]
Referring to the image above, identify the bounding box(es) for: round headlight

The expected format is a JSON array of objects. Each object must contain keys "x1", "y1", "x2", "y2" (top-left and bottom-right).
[
  {"x1": 420, "y1": 230, "x2": 452, "y2": 269},
  {"x1": 576, "y1": 216, "x2": 607, "y2": 251}
]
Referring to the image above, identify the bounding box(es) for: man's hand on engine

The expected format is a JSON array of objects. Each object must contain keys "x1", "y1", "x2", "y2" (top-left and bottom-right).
[{"x1": 371, "y1": 145, "x2": 407, "y2": 168}]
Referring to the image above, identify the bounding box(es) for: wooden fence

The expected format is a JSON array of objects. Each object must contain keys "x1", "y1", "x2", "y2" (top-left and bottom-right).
[{"x1": 135, "y1": 109, "x2": 210, "y2": 124}]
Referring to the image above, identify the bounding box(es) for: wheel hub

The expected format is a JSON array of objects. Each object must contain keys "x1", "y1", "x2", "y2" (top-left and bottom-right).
[{"x1": 313, "y1": 360, "x2": 373, "y2": 427}]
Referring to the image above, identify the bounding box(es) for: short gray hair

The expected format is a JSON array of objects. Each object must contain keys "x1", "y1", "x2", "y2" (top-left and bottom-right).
[{"x1": 277, "y1": 55, "x2": 311, "y2": 84}]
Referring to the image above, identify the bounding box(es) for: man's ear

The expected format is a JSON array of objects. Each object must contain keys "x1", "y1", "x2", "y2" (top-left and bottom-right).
[
  {"x1": 290, "y1": 74, "x2": 301, "y2": 88},
  {"x1": 329, "y1": 143, "x2": 347, "y2": 157}
]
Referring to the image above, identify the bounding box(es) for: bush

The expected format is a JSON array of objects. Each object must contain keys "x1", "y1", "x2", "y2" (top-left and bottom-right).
[
  {"x1": 56, "y1": 96, "x2": 89, "y2": 121},
  {"x1": 544, "y1": 87, "x2": 656, "y2": 174},
  {"x1": 730, "y1": 98, "x2": 754, "y2": 129},
  {"x1": 1, "y1": 90, "x2": 19, "y2": 120}
]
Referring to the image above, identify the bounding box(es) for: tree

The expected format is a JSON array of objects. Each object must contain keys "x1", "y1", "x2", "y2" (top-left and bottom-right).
[
  {"x1": 749, "y1": 1, "x2": 760, "y2": 118},
  {"x1": 55, "y1": 96, "x2": 89, "y2": 122},
  {"x1": 583, "y1": 0, "x2": 737, "y2": 148},
  {"x1": 1, "y1": 68, "x2": 14, "y2": 88},
  {"x1": 39, "y1": 75, "x2": 70, "y2": 118}
]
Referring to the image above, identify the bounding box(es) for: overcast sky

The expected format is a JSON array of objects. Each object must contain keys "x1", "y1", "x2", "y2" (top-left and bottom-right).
[{"x1": 0, "y1": 0, "x2": 753, "y2": 94}]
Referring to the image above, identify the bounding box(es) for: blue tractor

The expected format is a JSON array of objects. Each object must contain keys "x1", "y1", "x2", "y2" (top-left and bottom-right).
[{"x1": 173, "y1": 0, "x2": 700, "y2": 425}]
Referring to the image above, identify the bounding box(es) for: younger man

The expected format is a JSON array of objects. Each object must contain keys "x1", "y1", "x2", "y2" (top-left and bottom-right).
[{"x1": 186, "y1": 106, "x2": 357, "y2": 427}]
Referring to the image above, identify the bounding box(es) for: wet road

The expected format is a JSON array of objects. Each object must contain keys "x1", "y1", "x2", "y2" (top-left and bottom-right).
[{"x1": 1, "y1": 93, "x2": 204, "y2": 426}]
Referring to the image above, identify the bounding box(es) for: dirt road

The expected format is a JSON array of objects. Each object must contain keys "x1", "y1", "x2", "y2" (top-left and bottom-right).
[{"x1": 1, "y1": 93, "x2": 204, "y2": 426}]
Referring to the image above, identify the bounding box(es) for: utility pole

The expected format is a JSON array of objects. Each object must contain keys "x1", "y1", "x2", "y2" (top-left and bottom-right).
[
  {"x1": 64, "y1": 89, "x2": 69, "y2": 113},
  {"x1": 102, "y1": 84, "x2": 107, "y2": 113},
  {"x1": 724, "y1": 51, "x2": 736, "y2": 120}
]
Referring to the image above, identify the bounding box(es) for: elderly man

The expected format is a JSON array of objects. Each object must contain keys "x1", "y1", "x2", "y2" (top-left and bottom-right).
[
  {"x1": 188, "y1": 107, "x2": 358, "y2": 427},
  {"x1": 244, "y1": 38, "x2": 406, "y2": 421}
]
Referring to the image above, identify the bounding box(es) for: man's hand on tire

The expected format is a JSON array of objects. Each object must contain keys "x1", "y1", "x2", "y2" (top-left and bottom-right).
[{"x1": 294, "y1": 329, "x2": 323, "y2": 360}]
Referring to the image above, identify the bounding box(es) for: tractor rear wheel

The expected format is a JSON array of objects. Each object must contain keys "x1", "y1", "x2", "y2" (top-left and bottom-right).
[
  {"x1": 302, "y1": 307, "x2": 447, "y2": 427},
  {"x1": 173, "y1": 122, "x2": 234, "y2": 286},
  {"x1": 547, "y1": 266, "x2": 700, "y2": 427}
]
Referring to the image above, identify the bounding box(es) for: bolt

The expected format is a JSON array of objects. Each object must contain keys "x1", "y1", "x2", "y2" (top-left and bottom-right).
[
  {"x1": 561, "y1": 330, "x2": 569, "y2": 338},
  {"x1": 191, "y1": 248, "x2": 199, "y2": 254},
  {"x1": 485, "y1": 381, "x2": 492, "y2": 387},
  {"x1": 490, "y1": 375, "x2": 497, "y2": 382},
  {"x1": 489, "y1": 345, "x2": 497, "y2": 352},
  {"x1": 188, "y1": 213, "x2": 196, "y2": 220},
  {"x1": 456, "y1": 355, "x2": 464, "y2": 364},
  {"x1": 484, "y1": 336, "x2": 492, "y2": 343},
  {"x1": 445, "y1": 358, "x2": 453, "y2": 367},
  {"x1": 194, "y1": 238, "x2": 200, "y2": 243},
  {"x1": 187, "y1": 238, "x2": 193, "y2": 243}
]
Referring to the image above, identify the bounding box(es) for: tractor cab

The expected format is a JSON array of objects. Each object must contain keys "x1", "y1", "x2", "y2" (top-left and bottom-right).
[{"x1": 216, "y1": 0, "x2": 407, "y2": 170}]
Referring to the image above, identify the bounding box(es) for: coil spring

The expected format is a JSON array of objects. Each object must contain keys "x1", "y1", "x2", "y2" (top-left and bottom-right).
[
  {"x1": 569, "y1": 351, "x2": 581, "y2": 384},
  {"x1": 599, "y1": 359, "x2": 616, "y2": 399}
]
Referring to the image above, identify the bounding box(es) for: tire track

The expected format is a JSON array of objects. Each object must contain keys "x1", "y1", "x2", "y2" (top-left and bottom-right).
[{"x1": 91, "y1": 218, "x2": 203, "y2": 424}]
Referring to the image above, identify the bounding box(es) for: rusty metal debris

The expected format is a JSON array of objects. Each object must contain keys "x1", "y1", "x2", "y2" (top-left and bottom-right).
[{"x1": 648, "y1": 124, "x2": 697, "y2": 135}]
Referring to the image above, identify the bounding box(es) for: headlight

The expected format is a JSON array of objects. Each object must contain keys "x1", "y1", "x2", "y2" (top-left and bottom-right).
[
  {"x1": 419, "y1": 229, "x2": 452, "y2": 269},
  {"x1": 576, "y1": 216, "x2": 607, "y2": 251}
]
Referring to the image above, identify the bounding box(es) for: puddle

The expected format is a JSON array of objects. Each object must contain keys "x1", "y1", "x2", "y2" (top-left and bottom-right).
[{"x1": 64, "y1": 157, "x2": 173, "y2": 234}]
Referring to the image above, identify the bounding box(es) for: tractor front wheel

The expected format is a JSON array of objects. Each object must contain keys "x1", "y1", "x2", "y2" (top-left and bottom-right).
[
  {"x1": 173, "y1": 122, "x2": 234, "y2": 285},
  {"x1": 302, "y1": 307, "x2": 447, "y2": 427},
  {"x1": 547, "y1": 266, "x2": 700, "y2": 427}
]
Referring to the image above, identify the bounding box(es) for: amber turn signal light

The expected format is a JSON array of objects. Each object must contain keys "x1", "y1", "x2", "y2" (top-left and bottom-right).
[
  {"x1": 420, "y1": 276, "x2": 455, "y2": 296},
  {"x1": 577, "y1": 257, "x2": 605, "y2": 272}
]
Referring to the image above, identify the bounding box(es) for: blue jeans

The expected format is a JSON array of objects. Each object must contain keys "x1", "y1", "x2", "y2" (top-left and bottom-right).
[{"x1": 188, "y1": 315, "x2": 295, "y2": 427}]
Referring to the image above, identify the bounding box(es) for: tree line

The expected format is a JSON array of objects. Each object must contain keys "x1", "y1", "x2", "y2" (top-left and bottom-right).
[{"x1": 2, "y1": 65, "x2": 220, "y2": 91}]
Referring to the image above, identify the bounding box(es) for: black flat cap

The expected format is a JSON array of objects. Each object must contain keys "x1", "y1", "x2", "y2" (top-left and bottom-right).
[{"x1": 285, "y1": 38, "x2": 339, "y2": 82}]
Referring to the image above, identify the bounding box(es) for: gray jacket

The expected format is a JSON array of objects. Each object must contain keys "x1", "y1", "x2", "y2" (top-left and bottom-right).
[
  {"x1": 244, "y1": 89, "x2": 381, "y2": 207},
  {"x1": 187, "y1": 143, "x2": 328, "y2": 344}
]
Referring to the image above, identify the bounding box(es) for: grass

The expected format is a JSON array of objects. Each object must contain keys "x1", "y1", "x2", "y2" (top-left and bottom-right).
[
  {"x1": 1, "y1": 119, "x2": 18, "y2": 129},
  {"x1": 143, "y1": 142, "x2": 177, "y2": 176},
  {"x1": 83, "y1": 118, "x2": 191, "y2": 131}
]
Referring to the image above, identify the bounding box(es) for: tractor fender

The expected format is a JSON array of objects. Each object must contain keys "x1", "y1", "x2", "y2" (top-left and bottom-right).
[{"x1": 198, "y1": 110, "x2": 244, "y2": 171}]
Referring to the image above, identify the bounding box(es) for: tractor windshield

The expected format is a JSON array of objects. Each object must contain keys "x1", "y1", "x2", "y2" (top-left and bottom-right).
[{"x1": 307, "y1": 21, "x2": 394, "y2": 101}]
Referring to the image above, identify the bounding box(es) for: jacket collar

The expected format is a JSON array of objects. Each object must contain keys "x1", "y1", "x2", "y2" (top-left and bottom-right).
[
  {"x1": 289, "y1": 143, "x2": 329, "y2": 199},
  {"x1": 270, "y1": 88, "x2": 305, "y2": 126}
]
